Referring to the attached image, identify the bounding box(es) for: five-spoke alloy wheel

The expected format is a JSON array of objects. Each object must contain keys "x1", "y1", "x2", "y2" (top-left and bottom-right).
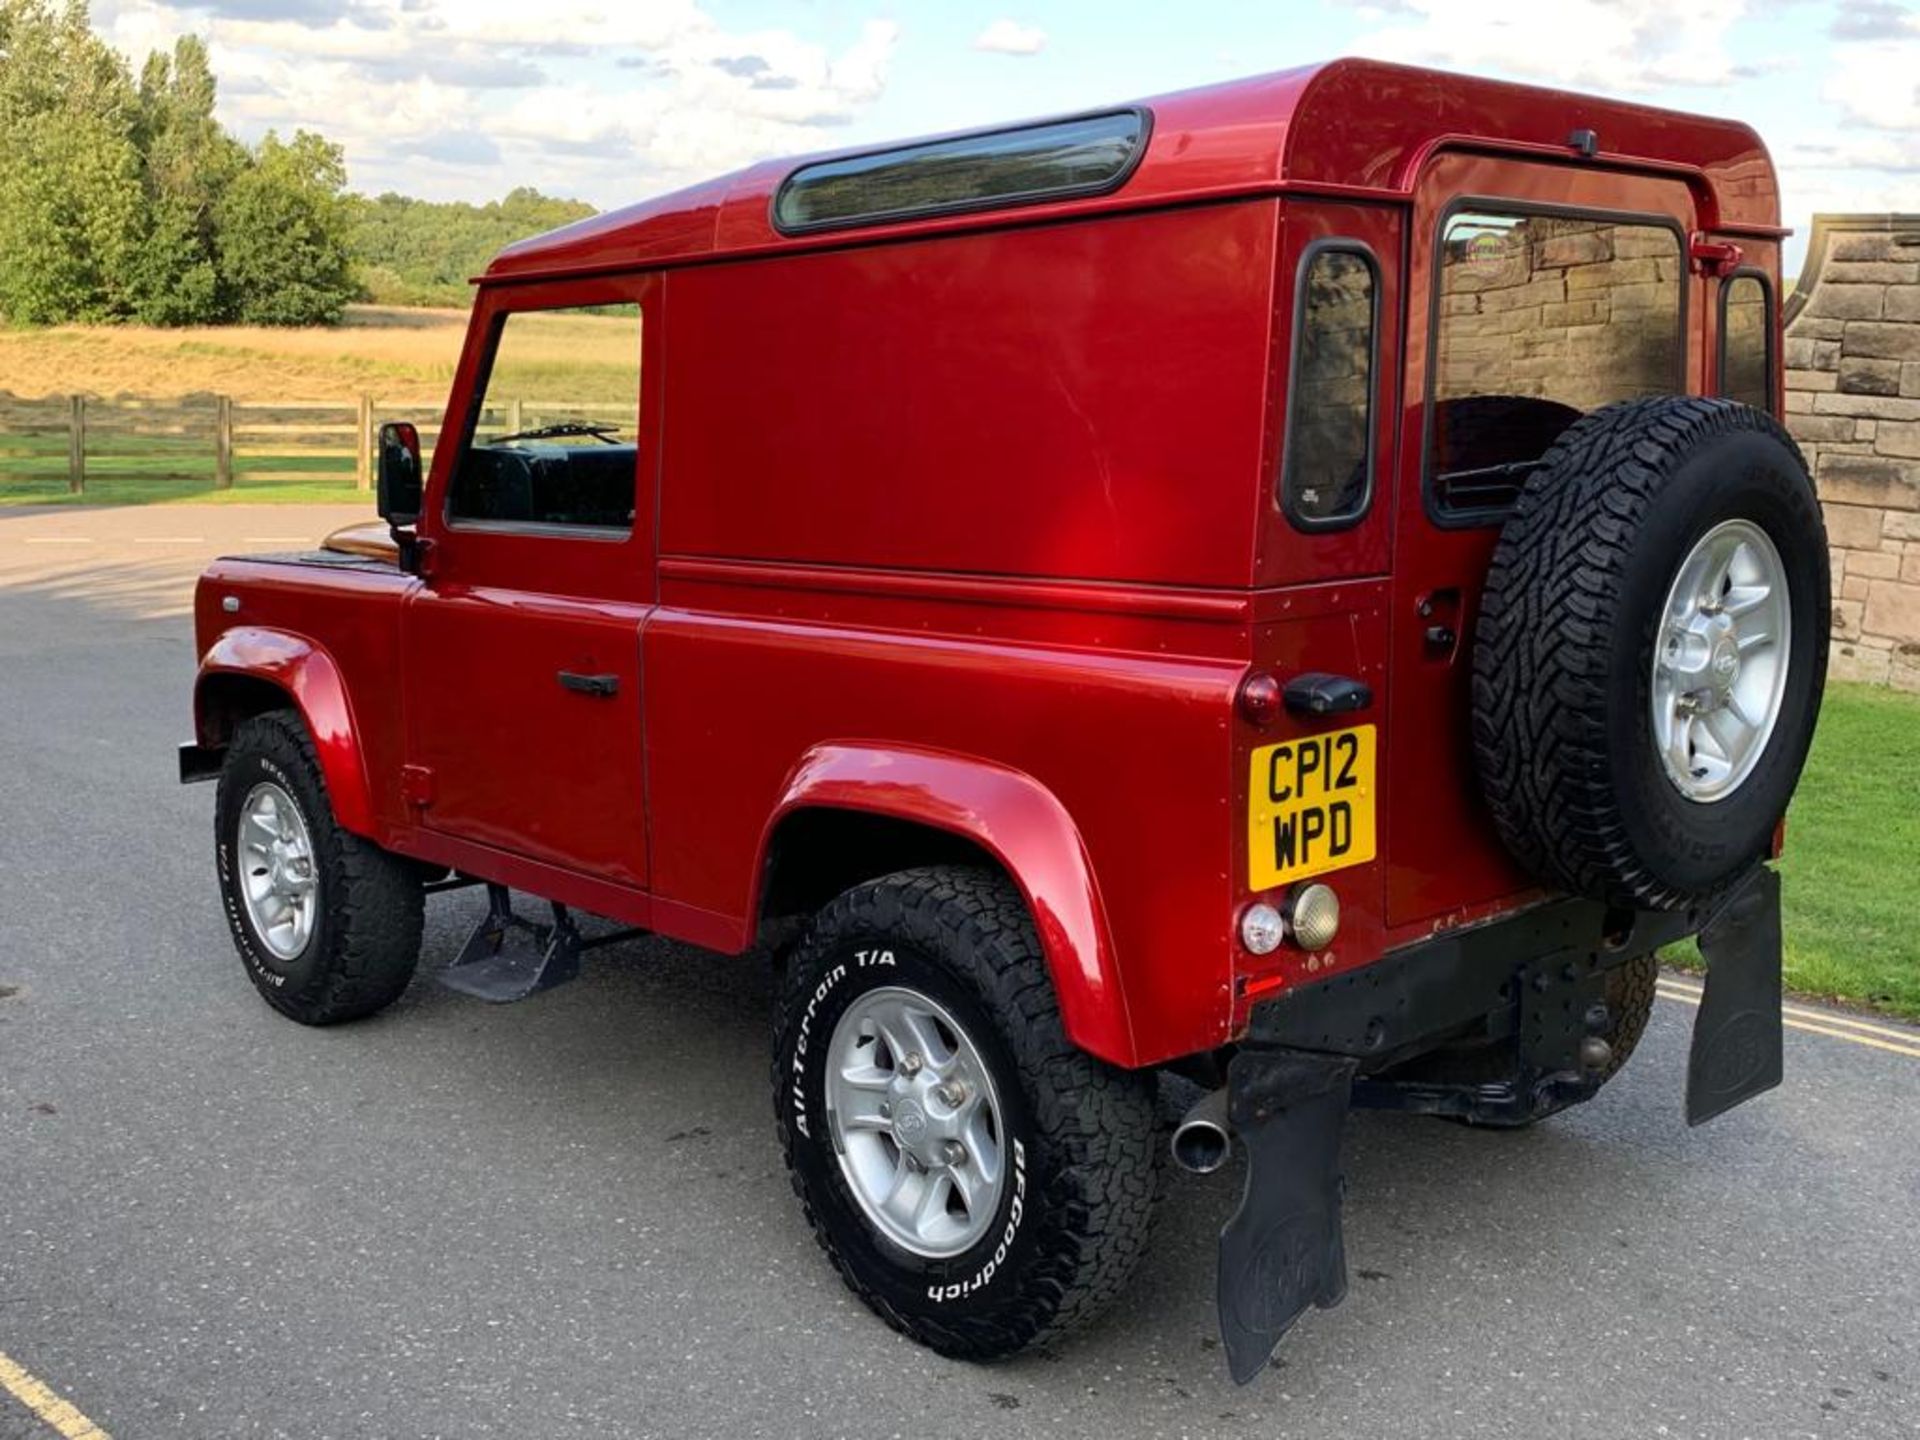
[
  {"x1": 773, "y1": 866, "x2": 1158, "y2": 1361},
  {"x1": 826, "y1": 986, "x2": 1007, "y2": 1259},
  {"x1": 1651, "y1": 518, "x2": 1792, "y2": 802}
]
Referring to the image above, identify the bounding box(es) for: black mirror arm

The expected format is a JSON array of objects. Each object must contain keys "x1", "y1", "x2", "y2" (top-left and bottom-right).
[{"x1": 392, "y1": 527, "x2": 434, "y2": 578}]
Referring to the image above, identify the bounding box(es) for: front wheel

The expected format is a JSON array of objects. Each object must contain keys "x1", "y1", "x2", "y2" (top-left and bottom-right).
[
  {"x1": 215, "y1": 711, "x2": 423, "y2": 1024},
  {"x1": 772, "y1": 866, "x2": 1158, "y2": 1360}
]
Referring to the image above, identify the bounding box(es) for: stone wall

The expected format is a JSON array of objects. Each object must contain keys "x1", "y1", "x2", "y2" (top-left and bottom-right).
[{"x1": 1784, "y1": 214, "x2": 1920, "y2": 691}]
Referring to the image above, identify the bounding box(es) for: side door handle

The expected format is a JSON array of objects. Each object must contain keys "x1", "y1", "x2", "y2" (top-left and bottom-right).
[{"x1": 557, "y1": 670, "x2": 620, "y2": 698}]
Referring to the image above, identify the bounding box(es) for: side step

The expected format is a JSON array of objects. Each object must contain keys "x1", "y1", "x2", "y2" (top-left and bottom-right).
[{"x1": 438, "y1": 883, "x2": 647, "y2": 1003}]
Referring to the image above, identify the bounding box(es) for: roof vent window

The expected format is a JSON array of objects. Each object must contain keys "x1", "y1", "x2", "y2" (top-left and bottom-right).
[{"x1": 773, "y1": 111, "x2": 1148, "y2": 234}]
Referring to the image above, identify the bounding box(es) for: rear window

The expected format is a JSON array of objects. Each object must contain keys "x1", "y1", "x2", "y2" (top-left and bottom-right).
[
  {"x1": 773, "y1": 111, "x2": 1147, "y2": 234},
  {"x1": 1429, "y1": 212, "x2": 1684, "y2": 521},
  {"x1": 1721, "y1": 273, "x2": 1774, "y2": 414}
]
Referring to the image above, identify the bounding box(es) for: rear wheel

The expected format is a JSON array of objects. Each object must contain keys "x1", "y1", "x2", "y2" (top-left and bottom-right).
[
  {"x1": 772, "y1": 866, "x2": 1158, "y2": 1360},
  {"x1": 215, "y1": 711, "x2": 423, "y2": 1023}
]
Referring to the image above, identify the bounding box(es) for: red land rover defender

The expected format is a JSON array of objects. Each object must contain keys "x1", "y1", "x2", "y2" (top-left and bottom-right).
[{"x1": 181, "y1": 60, "x2": 1827, "y2": 1382}]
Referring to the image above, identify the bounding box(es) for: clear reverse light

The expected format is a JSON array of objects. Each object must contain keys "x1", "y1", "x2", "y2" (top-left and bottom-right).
[{"x1": 1239, "y1": 902, "x2": 1286, "y2": 956}]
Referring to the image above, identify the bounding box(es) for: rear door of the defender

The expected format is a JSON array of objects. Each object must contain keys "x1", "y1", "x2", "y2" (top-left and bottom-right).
[
  {"x1": 1383, "y1": 154, "x2": 1702, "y2": 934},
  {"x1": 1241, "y1": 197, "x2": 1403, "y2": 995}
]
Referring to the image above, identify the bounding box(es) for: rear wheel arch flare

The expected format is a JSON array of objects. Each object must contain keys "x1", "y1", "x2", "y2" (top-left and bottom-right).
[{"x1": 753, "y1": 744, "x2": 1136, "y2": 1067}]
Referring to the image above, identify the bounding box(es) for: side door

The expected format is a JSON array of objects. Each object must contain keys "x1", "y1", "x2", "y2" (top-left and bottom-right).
[
  {"x1": 1384, "y1": 154, "x2": 1703, "y2": 933},
  {"x1": 402, "y1": 276, "x2": 660, "y2": 891}
]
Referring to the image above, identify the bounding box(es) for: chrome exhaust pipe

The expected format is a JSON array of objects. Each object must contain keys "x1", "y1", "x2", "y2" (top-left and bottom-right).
[{"x1": 1171, "y1": 1086, "x2": 1233, "y2": 1174}]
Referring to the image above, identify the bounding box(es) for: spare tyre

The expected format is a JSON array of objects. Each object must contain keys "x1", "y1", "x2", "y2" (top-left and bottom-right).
[{"x1": 1471, "y1": 396, "x2": 1830, "y2": 910}]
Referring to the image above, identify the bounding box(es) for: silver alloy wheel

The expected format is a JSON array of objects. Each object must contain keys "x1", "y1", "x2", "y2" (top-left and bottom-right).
[
  {"x1": 1650, "y1": 518, "x2": 1792, "y2": 803},
  {"x1": 825, "y1": 985, "x2": 1007, "y2": 1259},
  {"x1": 238, "y1": 781, "x2": 319, "y2": 961}
]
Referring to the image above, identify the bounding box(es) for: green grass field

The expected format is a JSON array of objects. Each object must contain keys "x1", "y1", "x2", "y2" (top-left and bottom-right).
[
  {"x1": 1669, "y1": 681, "x2": 1920, "y2": 1021},
  {"x1": 0, "y1": 432, "x2": 363, "y2": 505}
]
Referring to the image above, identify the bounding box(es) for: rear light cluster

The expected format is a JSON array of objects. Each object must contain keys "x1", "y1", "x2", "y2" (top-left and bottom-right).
[{"x1": 1238, "y1": 883, "x2": 1341, "y2": 957}]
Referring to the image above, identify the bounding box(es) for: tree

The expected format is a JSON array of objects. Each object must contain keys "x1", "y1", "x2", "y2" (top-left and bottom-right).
[
  {"x1": 0, "y1": 0, "x2": 144, "y2": 323},
  {"x1": 352, "y1": 188, "x2": 597, "y2": 307},
  {"x1": 215, "y1": 130, "x2": 357, "y2": 326},
  {"x1": 128, "y1": 35, "x2": 240, "y2": 324}
]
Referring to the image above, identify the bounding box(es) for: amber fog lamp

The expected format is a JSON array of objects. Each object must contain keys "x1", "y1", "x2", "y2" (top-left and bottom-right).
[
  {"x1": 1239, "y1": 902, "x2": 1286, "y2": 957},
  {"x1": 1238, "y1": 671, "x2": 1283, "y2": 727},
  {"x1": 1287, "y1": 883, "x2": 1341, "y2": 952}
]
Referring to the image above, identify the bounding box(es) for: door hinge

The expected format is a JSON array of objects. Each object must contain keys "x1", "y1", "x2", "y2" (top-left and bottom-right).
[
  {"x1": 401, "y1": 763, "x2": 435, "y2": 807},
  {"x1": 1688, "y1": 233, "x2": 1745, "y2": 278}
]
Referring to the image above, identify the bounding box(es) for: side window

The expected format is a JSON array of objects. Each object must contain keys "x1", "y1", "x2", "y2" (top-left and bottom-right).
[
  {"x1": 1283, "y1": 245, "x2": 1377, "y2": 529},
  {"x1": 1429, "y1": 212, "x2": 1684, "y2": 520},
  {"x1": 1720, "y1": 273, "x2": 1774, "y2": 414},
  {"x1": 448, "y1": 304, "x2": 643, "y2": 531}
]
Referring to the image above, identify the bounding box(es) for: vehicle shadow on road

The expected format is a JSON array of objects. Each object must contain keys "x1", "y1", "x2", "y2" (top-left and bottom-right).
[{"x1": 384, "y1": 895, "x2": 1695, "y2": 1398}]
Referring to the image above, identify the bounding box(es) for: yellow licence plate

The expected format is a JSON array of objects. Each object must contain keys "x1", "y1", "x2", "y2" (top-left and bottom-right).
[{"x1": 1247, "y1": 724, "x2": 1377, "y2": 890}]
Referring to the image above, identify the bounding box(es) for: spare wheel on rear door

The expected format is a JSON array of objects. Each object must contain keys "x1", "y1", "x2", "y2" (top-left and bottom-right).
[{"x1": 1471, "y1": 396, "x2": 1831, "y2": 911}]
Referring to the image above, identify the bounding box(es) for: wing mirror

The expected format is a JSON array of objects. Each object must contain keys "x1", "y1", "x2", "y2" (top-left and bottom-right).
[{"x1": 376, "y1": 422, "x2": 424, "y2": 526}]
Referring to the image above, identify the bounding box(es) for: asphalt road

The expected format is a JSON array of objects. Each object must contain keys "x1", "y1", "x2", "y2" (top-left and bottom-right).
[{"x1": 2, "y1": 505, "x2": 1917, "y2": 1440}]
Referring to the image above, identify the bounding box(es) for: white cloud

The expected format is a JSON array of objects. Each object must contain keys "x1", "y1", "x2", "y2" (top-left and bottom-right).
[
  {"x1": 1342, "y1": 0, "x2": 1752, "y2": 92},
  {"x1": 91, "y1": 1, "x2": 902, "y2": 204},
  {"x1": 972, "y1": 19, "x2": 1047, "y2": 56}
]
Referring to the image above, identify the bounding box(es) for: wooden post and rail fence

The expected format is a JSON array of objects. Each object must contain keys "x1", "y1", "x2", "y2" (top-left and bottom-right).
[{"x1": 0, "y1": 392, "x2": 628, "y2": 498}]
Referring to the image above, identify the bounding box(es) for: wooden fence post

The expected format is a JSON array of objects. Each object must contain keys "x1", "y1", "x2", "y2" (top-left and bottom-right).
[
  {"x1": 67, "y1": 395, "x2": 85, "y2": 495},
  {"x1": 356, "y1": 394, "x2": 374, "y2": 491},
  {"x1": 215, "y1": 396, "x2": 233, "y2": 490},
  {"x1": 507, "y1": 398, "x2": 523, "y2": 436}
]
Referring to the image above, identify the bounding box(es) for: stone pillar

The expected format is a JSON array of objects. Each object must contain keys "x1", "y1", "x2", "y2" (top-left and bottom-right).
[{"x1": 1784, "y1": 214, "x2": 1920, "y2": 692}]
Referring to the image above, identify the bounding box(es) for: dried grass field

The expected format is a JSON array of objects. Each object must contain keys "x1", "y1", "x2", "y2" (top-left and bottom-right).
[{"x1": 0, "y1": 303, "x2": 642, "y2": 405}]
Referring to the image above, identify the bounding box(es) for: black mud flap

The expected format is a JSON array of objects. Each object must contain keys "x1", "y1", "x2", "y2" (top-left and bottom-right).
[
  {"x1": 1216, "y1": 1047, "x2": 1358, "y2": 1384},
  {"x1": 1686, "y1": 865, "x2": 1784, "y2": 1127}
]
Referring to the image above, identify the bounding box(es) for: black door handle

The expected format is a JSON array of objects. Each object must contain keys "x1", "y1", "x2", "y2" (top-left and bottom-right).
[
  {"x1": 1282, "y1": 672, "x2": 1374, "y2": 718},
  {"x1": 557, "y1": 671, "x2": 619, "y2": 698}
]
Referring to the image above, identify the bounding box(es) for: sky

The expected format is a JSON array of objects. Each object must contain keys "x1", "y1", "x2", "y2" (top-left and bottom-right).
[{"x1": 88, "y1": 0, "x2": 1920, "y2": 273}]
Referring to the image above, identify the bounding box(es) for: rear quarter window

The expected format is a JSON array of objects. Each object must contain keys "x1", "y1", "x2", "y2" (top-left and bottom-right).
[
  {"x1": 1282, "y1": 244, "x2": 1378, "y2": 530},
  {"x1": 1720, "y1": 272, "x2": 1775, "y2": 414}
]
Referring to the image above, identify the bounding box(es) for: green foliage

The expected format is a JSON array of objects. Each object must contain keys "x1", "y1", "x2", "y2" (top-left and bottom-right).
[
  {"x1": 218, "y1": 131, "x2": 357, "y2": 325},
  {"x1": 0, "y1": 0, "x2": 144, "y2": 322},
  {"x1": 1667, "y1": 682, "x2": 1920, "y2": 1021},
  {"x1": 128, "y1": 36, "x2": 240, "y2": 324},
  {"x1": 352, "y1": 188, "x2": 597, "y2": 307},
  {"x1": 0, "y1": 0, "x2": 356, "y2": 327}
]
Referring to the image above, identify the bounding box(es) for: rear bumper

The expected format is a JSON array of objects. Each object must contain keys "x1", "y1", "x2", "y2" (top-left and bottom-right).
[{"x1": 1246, "y1": 892, "x2": 1699, "y2": 1088}]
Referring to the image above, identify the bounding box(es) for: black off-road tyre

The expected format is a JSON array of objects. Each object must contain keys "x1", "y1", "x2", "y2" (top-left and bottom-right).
[
  {"x1": 215, "y1": 711, "x2": 424, "y2": 1024},
  {"x1": 1598, "y1": 952, "x2": 1659, "y2": 1082},
  {"x1": 1472, "y1": 397, "x2": 1829, "y2": 910},
  {"x1": 773, "y1": 867, "x2": 1159, "y2": 1360}
]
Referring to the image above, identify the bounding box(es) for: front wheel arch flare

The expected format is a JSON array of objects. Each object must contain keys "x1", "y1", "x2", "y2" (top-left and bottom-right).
[{"x1": 194, "y1": 628, "x2": 376, "y2": 838}]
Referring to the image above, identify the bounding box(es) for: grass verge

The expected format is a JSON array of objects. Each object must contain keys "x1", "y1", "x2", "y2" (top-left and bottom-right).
[{"x1": 1666, "y1": 680, "x2": 1920, "y2": 1021}]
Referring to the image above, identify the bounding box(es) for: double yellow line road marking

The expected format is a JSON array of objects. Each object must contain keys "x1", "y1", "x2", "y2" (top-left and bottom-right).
[
  {"x1": 1656, "y1": 976, "x2": 1920, "y2": 1061},
  {"x1": 0, "y1": 1351, "x2": 110, "y2": 1440}
]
